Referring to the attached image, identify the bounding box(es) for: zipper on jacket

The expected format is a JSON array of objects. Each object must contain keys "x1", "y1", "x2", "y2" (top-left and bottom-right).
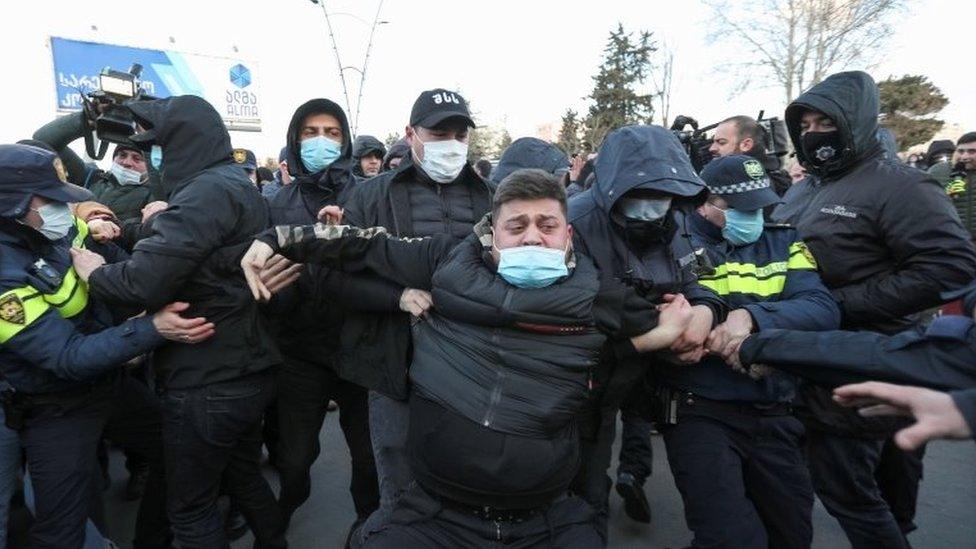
[{"x1": 481, "y1": 329, "x2": 505, "y2": 428}]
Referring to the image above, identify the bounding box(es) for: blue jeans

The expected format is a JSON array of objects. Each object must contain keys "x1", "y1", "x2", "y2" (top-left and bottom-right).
[{"x1": 161, "y1": 370, "x2": 285, "y2": 549}]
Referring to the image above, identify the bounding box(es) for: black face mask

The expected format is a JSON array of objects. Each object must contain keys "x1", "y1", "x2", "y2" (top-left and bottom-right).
[
  {"x1": 800, "y1": 131, "x2": 845, "y2": 168},
  {"x1": 622, "y1": 211, "x2": 677, "y2": 249}
]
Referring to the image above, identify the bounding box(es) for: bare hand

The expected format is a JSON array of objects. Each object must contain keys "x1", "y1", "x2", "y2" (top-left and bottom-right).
[
  {"x1": 399, "y1": 288, "x2": 433, "y2": 317},
  {"x1": 317, "y1": 205, "x2": 344, "y2": 225},
  {"x1": 833, "y1": 382, "x2": 972, "y2": 450},
  {"x1": 70, "y1": 247, "x2": 106, "y2": 282},
  {"x1": 151, "y1": 302, "x2": 215, "y2": 344},
  {"x1": 569, "y1": 155, "x2": 585, "y2": 182},
  {"x1": 706, "y1": 309, "x2": 754, "y2": 362},
  {"x1": 667, "y1": 298, "x2": 714, "y2": 363},
  {"x1": 631, "y1": 294, "x2": 693, "y2": 353},
  {"x1": 241, "y1": 240, "x2": 276, "y2": 301},
  {"x1": 141, "y1": 201, "x2": 168, "y2": 223},
  {"x1": 88, "y1": 219, "x2": 121, "y2": 243},
  {"x1": 259, "y1": 254, "x2": 303, "y2": 296}
]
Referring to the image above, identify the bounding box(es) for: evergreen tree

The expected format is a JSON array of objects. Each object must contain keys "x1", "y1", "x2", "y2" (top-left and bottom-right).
[
  {"x1": 584, "y1": 23, "x2": 656, "y2": 149},
  {"x1": 497, "y1": 129, "x2": 513, "y2": 154},
  {"x1": 557, "y1": 109, "x2": 583, "y2": 155},
  {"x1": 878, "y1": 75, "x2": 949, "y2": 150}
]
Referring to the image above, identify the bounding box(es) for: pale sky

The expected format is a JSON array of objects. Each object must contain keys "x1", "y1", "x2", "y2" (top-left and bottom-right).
[{"x1": 1, "y1": 0, "x2": 972, "y2": 165}]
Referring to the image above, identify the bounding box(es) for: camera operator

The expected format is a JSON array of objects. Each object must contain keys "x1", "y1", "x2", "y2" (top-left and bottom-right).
[
  {"x1": 709, "y1": 116, "x2": 791, "y2": 198},
  {"x1": 33, "y1": 111, "x2": 155, "y2": 223}
]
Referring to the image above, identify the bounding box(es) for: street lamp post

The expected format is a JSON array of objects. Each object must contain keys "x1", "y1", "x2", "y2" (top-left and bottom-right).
[{"x1": 309, "y1": 0, "x2": 387, "y2": 137}]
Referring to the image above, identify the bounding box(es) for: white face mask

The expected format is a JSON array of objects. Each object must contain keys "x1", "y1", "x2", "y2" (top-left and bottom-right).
[
  {"x1": 34, "y1": 203, "x2": 74, "y2": 241},
  {"x1": 416, "y1": 136, "x2": 468, "y2": 183},
  {"x1": 110, "y1": 162, "x2": 146, "y2": 186}
]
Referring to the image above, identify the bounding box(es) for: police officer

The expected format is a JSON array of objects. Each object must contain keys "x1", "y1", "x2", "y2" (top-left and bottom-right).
[
  {"x1": 0, "y1": 143, "x2": 212, "y2": 548},
  {"x1": 567, "y1": 125, "x2": 727, "y2": 541},
  {"x1": 656, "y1": 155, "x2": 840, "y2": 548},
  {"x1": 232, "y1": 148, "x2": 260, "y2": 187}
]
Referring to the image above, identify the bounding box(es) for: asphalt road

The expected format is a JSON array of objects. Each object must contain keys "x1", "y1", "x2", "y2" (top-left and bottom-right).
[{"x1": 90, "y1": 415, "x2": 976, "y2": 548}]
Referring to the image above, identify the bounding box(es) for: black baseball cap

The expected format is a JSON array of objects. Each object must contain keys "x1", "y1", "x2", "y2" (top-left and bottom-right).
[
  {"x1": 700, "y1": 155, "x2": 781, "y2": 211},
  {"x1": 0, "y1": 144, "x2": 93, "y2": 218},
  {"x1": 409, "y1": 88, "x2": 475, "y2": 129}
]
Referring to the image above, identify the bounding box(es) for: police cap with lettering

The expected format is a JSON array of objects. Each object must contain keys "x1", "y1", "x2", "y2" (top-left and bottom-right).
[
  {"x1": 700, "y1": 155, "x2": 781, "y2": 211},
  {"x1": 409, "y1": 88, "x2": 475, "y2": 129},
  {"x1": 0, "y1": 144, "x2": 92, "y2": 218}
]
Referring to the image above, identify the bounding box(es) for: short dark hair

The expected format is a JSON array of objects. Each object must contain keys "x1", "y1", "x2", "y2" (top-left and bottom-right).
[
  {"x1": 721, "y1": 115, "x2": 765, "y2": 151},
  {"x1": 492, "y1": 168, "x2": 567, "y2": 220},
  {"x1": 959, "y1": 132, "x2": 976, "y2": 146}
]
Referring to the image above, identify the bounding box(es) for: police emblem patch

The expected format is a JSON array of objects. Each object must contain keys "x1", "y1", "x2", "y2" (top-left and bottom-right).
[
  {"x1": 52, "y1": 157, "x2": 68, "y2": 183},
  {"x1": 233, "y1": 149, "x2": 247, "y2": 164},
  {"x1": 743, "y1": 159, "x2": 764, "y2": 180},
  {"x1": 796, "y1": 241, "x2": 818, "y2": 268},
  {"x1": 0, "y1": 294, "x2": 26, "y2": 325}
]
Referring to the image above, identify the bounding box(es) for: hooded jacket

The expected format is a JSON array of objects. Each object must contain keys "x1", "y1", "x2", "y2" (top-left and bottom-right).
[
  {"x1": 352, "y1": 135, "x2": 387, "y2": 178},
  {"x1": 490, "y1": 137, "x2": 569, "y2": 187},
  {"x1": 568, "y1": 125, "x2": 726, "y2": 413},
  {"x1": 381, "y1": 138, "x2": 410, "y2": 172},
  {"x1": 88, "y1": 95, "x2": 280, "y2": 390},
  {"x1": 267, "y1": 99, "x2": 400, "y2": 368},
  {"x1": 774, "y1": 71, "x2": 976, "y2": 434}
]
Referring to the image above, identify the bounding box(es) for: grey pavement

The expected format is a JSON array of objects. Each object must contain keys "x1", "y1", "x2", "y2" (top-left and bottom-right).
[{"x1": 99, "y1": 417, "x2": 976, "y2": 548}]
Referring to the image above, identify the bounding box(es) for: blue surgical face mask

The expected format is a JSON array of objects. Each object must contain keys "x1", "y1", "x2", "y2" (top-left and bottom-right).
[
  {"x1": 301, "y1": 136, "x2": 343, "y2": 174},
  {"x1": 34, "y1": 202, "x2": 74, "y2": 241},
  {"x1": 110, "y1": 161, "x2": 145, "y2": 186},
  {"x1": 496, "y1": 242, "x2": 569, "y2": 289},
  {"x1": 722, "y1": 208, "x2": 764, "y2": 246},
  {"x1": 150, "y1": 145, "x2": 163, "y2": 171}
]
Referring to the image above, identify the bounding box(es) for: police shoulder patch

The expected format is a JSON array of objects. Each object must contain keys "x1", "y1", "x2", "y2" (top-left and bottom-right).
[
  {"x1": 233, "y1": 149, "x2": 247, "y2": 164},
  {"x1": 52, "y1": 157, "x2": 68, "y2": 183},
  {"x1": 0, "y1": 293, "x2": 25, "y2": 325},
  {"x1": 743, "y1": 159, "x2": 765, "y2": 180},
  {"x1": 796, "y1": 241, "x2": 817, "y2": 268}
]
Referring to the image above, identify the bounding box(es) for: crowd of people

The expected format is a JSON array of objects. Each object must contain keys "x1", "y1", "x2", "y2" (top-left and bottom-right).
[{"x1": 0, "y1": 69, "x2": 975, "y2": 549}]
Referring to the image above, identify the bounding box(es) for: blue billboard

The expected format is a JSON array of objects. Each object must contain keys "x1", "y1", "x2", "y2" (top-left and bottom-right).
[{"x1": 50, "y1": 37, "x2": 261, "y2": 131}]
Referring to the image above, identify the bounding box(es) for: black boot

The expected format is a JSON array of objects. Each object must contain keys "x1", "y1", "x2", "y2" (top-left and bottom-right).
[{"x1": 615, "y1": 472, "x2": 651, "y2": 524}]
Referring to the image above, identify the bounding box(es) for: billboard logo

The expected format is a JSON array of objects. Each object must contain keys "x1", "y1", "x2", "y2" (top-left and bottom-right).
[{"x1": 230, "y1": 64, "x2": 251, "y2": 88}]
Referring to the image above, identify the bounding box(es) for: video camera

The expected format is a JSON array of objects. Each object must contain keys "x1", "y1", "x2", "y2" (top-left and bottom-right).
[
  {"x1": 82, "y1": 64, "x2": 155, "y2": 160},
  {"x1": 670, "y1": 111, "x2": 791, "y2": 173},
  {"x1": 670, "y1": 115, "x2": 716, "y2": 173}
]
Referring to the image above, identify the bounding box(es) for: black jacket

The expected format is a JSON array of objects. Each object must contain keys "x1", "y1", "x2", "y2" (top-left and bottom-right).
[
  {"x1": 338, "y1": 153, "x2": 492, "y2": 399},
  {"x1": 260, "y1": 218, "x2": 657, "y2": 508},
  {"x1": 267, "y1": 99, "x2": 400, "y2": 368},
  {"x1": 778, "y1": 71, "x2": 976, "y2": 333},
  {"x1": 772, "y1": 71, "x2": 976, "y2": 435},
  {"x1": 89, "y1": 96, "x2": 280, "y2": 390},
  {"x1": 568, "y1": 125, "x2": 726, "y2": 415}
]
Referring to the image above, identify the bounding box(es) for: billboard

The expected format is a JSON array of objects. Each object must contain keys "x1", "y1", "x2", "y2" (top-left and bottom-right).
[{"x1": 50, "y1": 36, "x2": 261, "y2": 131}]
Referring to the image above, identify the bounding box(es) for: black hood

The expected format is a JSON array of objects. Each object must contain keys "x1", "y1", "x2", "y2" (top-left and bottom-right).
[
  {"x1": 785, "y1": 71, "x2": 881, "y2": 178},
  {"x1": 353, "y1": 135, "x2": 386, "y2": 160},
  {"x1": 592, "y1": 125, "x2": 707, "y2": 213},
  {"x1": 285, "y1": 98, "x2": 354, "y2": 178},
  {"x1": 128, "y1": 96, "x2": 233, "y2": 189},
  {"x1": 383, "y1": 138, "x2": 411, "y2": 171},
  {"x1": 490, "y1": 137, "x2": 569, "y2": 185}
]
